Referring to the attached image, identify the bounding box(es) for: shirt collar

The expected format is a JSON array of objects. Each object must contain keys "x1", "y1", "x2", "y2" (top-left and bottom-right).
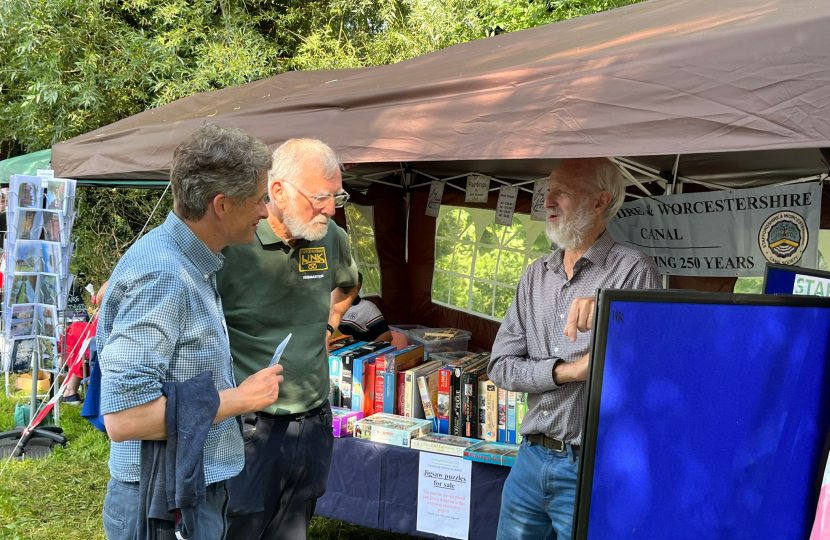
[
  {"x1": 544, "y1": 229, "x2": 615, "y2": 272},
  {"x1": 255, "y1": 219, "x2": 290, "y2": 247},
  {"x1": 163, "y1": 212, "x2": 224, "y2": 275},
  {"x1": 353, "y1": 295, "x2": 362, "y2": 305}
]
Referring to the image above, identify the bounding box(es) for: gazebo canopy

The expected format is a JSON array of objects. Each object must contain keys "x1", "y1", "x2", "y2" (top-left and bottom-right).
[{"x1": 52, "y1": 0, "x2": 830, "y2": 186}]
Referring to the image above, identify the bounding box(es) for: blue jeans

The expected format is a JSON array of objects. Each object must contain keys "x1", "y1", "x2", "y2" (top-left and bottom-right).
[
  {"x1": 103, "y1": 477, "x2": 229, "y2": 540},
  {"x1": 496, "y1": 439, "x2": 580, "y2": 540}
]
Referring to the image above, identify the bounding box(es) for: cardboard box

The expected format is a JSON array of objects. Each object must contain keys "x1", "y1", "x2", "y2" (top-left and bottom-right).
[
  {"x1": 354, "y1": 413, "x2": 433, "y2": 448},
  {"x1": 331, "y1": 406, "x2": 364, "y2": 437}
]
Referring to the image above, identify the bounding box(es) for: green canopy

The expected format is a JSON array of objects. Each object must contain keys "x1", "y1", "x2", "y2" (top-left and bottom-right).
[
  {"x1": 0, "y1": 149, "x2": 51, "y2": 183},
  {"x1": 1, "y1": 149, "x2": 168, "y2": 187}
]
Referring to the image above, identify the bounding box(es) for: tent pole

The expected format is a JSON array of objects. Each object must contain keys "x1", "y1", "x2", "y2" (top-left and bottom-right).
[{"x1": 611, "y1": 159, "x2": 652, "y2": 197}]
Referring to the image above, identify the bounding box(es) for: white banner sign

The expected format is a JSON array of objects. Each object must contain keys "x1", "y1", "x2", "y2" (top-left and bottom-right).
[
  {"x1": 416, "y1": 452, "x2": 472, "y2": 540},
  {"x1": 530, "y1": 178, "x2": 548, "y2": 221},
  {"x1": 607, "y1": 183, "x2": 822, "y2": 277},
  {"x1": 426, "y1": 181, "x2": 445, "y2": 218},
  {"x1": 36, "y1": 169, "x2": 54, "y2": 179},
  {"x1": 465, "y1": 175, "x2": 490, "y2": 203},
  {"x1": 495, "y1": 186, "x2": 519, "y2": 226}
]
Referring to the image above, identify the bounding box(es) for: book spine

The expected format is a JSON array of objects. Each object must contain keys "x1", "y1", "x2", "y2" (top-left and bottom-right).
[
  {"x1": 485, "y1": 383, "x2": 498, "y2": 441},
  {"x1": 507, "y1": 391, "x2": 517, "y2": 444},
  {"x1": 515, "y1": 392, "x2": 526, "y2": 444},
  {"x1": 436, "y1": 367, "x2": 452, "y2": 434},
  {"x1": 341, "y1": 357, "x2": 354, "y2": 409},
  {"x1": 404, "y1": 370, "x2": 413, "y2": 417},
  {"x1": 498, "y1": 388, "x2": 506, "y2": 443},
  {"x1": 461, "y1": 370, "x2": 477, "y2": 438},
  {"x1": 463, "y1": 451, "x2": 501, "y2": 466},
  {"x1": 396, "y1": 372, "x2": 407, "y2": 415},
  {"x1": 374, "y1": 357, "x2": 386, "y2": 415},
  {"x1": 411, "y1": 440, "x2": 466, "y2": 457},
  {"x1": 383, "y1": 371, "x2": 396, "y2": 414},
  {"x1": 418, "y1": 375, "x2": 437, "y2": 431},
  {"x1": 478, "y1": 380, "x2": 488, "y2": 439},
  {"x1": 352, "y1": 357, "x2": 364, "y2": 412},
  {"x1": 451, "y1": 367, "x2": 464, "y2": 436},
  {"x1": 328, "y1": 355, "x2": 341, "y2": 407},
  {"x1": 365, "y1": 360, "x2": 376, "y2": 416}
]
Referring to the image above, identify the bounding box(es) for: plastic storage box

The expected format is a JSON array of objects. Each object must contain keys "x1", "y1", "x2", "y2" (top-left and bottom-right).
[
  {"x1": 407, "y1": 328, "x2": 472, "y2": 360},
  {"x1": 429, "y1": 350, "x2": 477, "y2": 364},
  {"x1": 388, "y1": 324, "x2": 428, "y2": 349}
]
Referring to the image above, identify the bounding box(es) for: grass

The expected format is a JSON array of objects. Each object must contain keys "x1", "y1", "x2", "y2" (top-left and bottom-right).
[{"x1": 0, "y1": 378, "x2": 410, "y2": 540}]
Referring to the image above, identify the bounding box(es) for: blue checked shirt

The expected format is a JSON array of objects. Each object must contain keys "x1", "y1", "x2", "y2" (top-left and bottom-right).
[
  {"x1": 98, "y1": 212, "x2": 244, "y2": 484},
  {"x1": 488, "y1": 230, "x2": 662, "y2": 445}
]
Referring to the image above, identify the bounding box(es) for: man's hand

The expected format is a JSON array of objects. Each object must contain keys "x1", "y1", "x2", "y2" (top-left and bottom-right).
[
  {"x1": 215, "y1": 365, "x2": 283, "y2": 423},
  {"x1": 552, "y1": 353, "x2": 590, "y2": 385},
  {"x1": 564, "y1": 296, "x2": 596, "y2": 343}
]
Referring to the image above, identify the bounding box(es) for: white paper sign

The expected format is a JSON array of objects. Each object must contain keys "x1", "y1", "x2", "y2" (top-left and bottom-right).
[
  {"x1": 495, "y1": 186, "x2": 519, "y2": 226},
  {"x1": 465, "y1": 175, "x2": 490, "y2": 203},
  {"x1": 417, "y1": 452, "x2": 472, "y2": 540},
  {"x1": 530, "y1": 178, "x2": 548, "y2": 221},
  {"x1": 793, "y1": 274, "x2": 830, "y2": 297},
  {"x1": 426, "y1": 181, "x2": 445, "y2": 218},
  {"x1": 36, "y1": 169, "x2": 54, "y2": 179}
]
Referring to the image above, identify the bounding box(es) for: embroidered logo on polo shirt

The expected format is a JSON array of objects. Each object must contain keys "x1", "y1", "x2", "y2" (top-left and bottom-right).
[{"x1": 299, "y1": 247, "x2": 328, "y2": 272}]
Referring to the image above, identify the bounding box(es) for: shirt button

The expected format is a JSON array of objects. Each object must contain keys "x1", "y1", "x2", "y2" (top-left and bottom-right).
[
  {"x1": 544, "y1": 411, "x2": 549, "y2": 416},
  {"x1": 565, "y1": 282, "x2": 570, "y2": 287},
  {"x1": 560, "y1": 314, "x2": 565, "y2": 319},
  {"x1": 204, "y1": 274, "x2": 209, "y2": 281},
  {"x1": 554, "y1": 347, "x2": 559, "y2": 353}
]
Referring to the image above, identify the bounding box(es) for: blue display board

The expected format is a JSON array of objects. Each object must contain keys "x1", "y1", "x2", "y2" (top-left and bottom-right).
[
  {"x1": 575, "y1": 290, "x2": 830, "y2": 540},
  {"x1": 763, "y1": 263, "x2": 830, "y2": 295}
]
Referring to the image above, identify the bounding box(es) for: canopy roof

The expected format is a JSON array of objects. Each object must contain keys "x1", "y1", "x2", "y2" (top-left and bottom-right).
[
  {"x1": 1, "y1": 149, "x2": 52, "y2": 183},
  {"x1": 53, "y1": 0, "x2": 830, "y2": 185}
]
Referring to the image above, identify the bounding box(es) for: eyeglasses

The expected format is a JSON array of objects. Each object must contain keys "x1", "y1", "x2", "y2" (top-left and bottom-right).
[{"x1": 283, "y1": 179, "x2": 350, "y2": 209}]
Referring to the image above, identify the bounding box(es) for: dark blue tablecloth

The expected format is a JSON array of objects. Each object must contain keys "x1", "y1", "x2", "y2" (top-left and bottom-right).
[{"x1": 316, "y1": 436, "x2": 510, "y2": 539}]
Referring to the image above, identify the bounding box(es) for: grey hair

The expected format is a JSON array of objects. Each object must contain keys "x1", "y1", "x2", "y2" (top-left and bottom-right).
[
  {"x1": 170, "y1": 124, "x2": 272, "y2": 221},
  {"x1": 557, "y1": 158, "x2": 626, "y2": 222},
  {"x1": 268, "y1": 138, "x2": 341, "y2": 190}
]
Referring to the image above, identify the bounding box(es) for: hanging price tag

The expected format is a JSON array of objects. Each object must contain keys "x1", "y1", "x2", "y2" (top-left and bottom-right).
[
  {"x1": 426, "y1": 181, "x2": 445, "y2": 217},
  {"x1": 495, "y1": 186, "x2": 519, "y2": 226},
  {"x1": 531, "y1": 178, "x2": 548, "y2": 221}
]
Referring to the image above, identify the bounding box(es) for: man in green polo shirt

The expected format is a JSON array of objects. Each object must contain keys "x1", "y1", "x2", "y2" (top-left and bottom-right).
[{"x1": 216, "y1": 138, "x2": 359, "y2": 540}]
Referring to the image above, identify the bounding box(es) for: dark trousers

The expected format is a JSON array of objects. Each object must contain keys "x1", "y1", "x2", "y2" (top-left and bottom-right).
[{"x1": 226, "y1": 403, "x2": 333, "y2": 540}]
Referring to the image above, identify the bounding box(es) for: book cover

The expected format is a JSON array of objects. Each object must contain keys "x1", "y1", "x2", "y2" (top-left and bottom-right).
[
  {"x1": 498, "y1": 388, "x2": 507, "y2": 443},
  {"x1": 410, "y1": 432, "x2": 480, "y2": 457},
  {"x1": 506, "y1": 391, "x2": 517, "y2": 444},
  {"x1": 516, "y1": 392, "x2": 526, "y2": 444},
  {"x1": 341, "y1": 354, "x2": 355, "y2": 409},
  {"x1": 417, "y1": 367, "x2": 441, "y2": 431},
  {"x1": 365, "y1": 359, "x2": 376, "y2": 416},
  {"x1": 331, "y1": 407, "x2": 364, "y2": 437},
  {"x1": 463, "y1": 441, "x2": 520, "y2": 467},
  {"x1": 485, "y1": 382, "x2": 498, "y2": 442},
  {"x1": 354, "y1": 413, "x2": 433, "y2": 448}
]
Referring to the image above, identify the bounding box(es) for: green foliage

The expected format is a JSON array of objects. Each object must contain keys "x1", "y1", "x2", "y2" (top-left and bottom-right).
[{"x1": 71, "y1": 187, "x2": 173, "y2": 287}]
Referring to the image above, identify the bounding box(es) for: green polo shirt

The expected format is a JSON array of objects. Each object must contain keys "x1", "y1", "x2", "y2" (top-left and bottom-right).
[{"x1": 217, "y1": 219, "x2": 358, "y2": 415}]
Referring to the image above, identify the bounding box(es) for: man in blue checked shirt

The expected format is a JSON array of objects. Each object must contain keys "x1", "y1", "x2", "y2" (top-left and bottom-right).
[{"x1": 97, "y1": 124, "x2": 284, "y2": 540}]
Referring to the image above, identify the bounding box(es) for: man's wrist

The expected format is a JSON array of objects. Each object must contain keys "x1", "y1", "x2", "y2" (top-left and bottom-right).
[
  {"x1": 326, "y1": 323, "x2": 335, "y2": 335},
  {"x1": 551, "y1": 359, "x2": 567, "y2": 386}
]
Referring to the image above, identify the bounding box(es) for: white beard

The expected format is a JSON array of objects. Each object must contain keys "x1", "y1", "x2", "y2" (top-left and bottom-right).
[
  {"x1": 282, "y1": 196, "x2": 329, "y2": 241},
  {"x1": 545, "y1": 199, "x2": 594, "y2": 251}
]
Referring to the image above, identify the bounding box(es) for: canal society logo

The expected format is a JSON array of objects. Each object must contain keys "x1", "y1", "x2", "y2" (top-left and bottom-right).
[{"x1": 758, "y1": 211, "x2": 808, "y2": 265}]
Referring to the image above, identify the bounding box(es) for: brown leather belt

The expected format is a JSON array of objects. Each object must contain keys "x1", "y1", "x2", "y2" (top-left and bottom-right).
[{"x1": 526, "y1": 433, "x2": 580, "y2": 452}]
